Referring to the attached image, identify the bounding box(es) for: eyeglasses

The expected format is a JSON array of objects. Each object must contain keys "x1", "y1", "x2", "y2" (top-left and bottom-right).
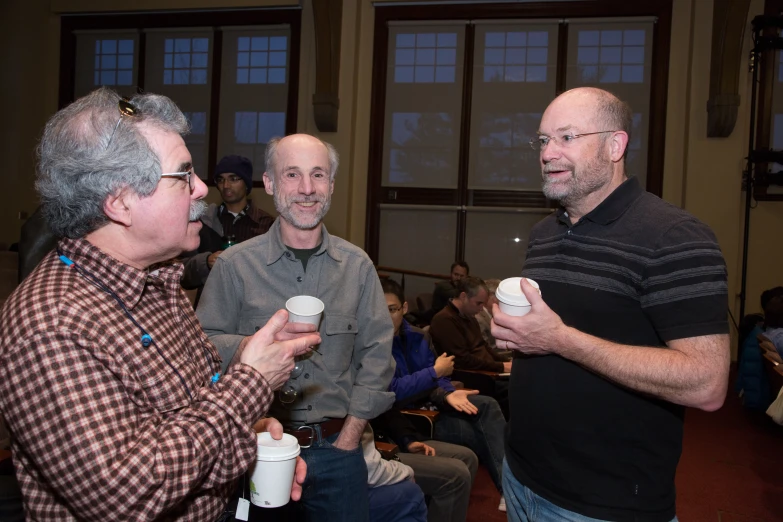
[
  {"x1": 107, "y1": 97, "x2": 139, "y2": 149},
  {"x1": 215, "y1": 175, "x2": 243, "y2": 185},
  {"x1": 160, "y1": 170, "x2": 196, "y2": 192},
  {"x1": 388, "y1": 306, "x2": 403, "y2": 314},
  {"x1": 278, "y1": 359, "x2": 305, "y2": 404},
  {"x1": 529, "y1": 130, "x2": 618, "y2": 150}
]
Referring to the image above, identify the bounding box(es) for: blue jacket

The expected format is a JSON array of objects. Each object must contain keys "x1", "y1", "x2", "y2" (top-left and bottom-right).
[
  {"x1": 735, "y1": 325, "x2": 771, "y2": 410},
  {"x1": 390, "y1": 320, "x2": 455, "y2": 405}
]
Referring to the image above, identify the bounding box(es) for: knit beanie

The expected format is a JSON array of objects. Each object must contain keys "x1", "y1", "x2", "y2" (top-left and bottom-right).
[{"x1": 214, "y1": 155, "x2": 253, "y2": 194}]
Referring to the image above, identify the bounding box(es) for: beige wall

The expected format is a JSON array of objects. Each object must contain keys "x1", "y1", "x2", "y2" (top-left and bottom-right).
[{"x1": 3, "y1": 0, "x2": 783, "y2": 355}]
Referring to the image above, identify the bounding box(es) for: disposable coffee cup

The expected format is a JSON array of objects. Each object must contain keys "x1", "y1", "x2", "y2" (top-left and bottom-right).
[
  {"x1": 249, "y1": 432, "x2": 301, "y2": 508},
  {"x1": 495, "y1": 277, "x2": 541, "y2": 317},
  {"x1": 285, "y1": 295, "x2": 324, "y2": 326}
]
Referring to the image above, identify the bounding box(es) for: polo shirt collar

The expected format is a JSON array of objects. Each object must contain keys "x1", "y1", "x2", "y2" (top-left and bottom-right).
[
  {"x1": 556, "y1": 176, "x2": 643, "y2": 227},
  {"x1": 265, "y1": 218, "x2": 343, "y2": 265}
]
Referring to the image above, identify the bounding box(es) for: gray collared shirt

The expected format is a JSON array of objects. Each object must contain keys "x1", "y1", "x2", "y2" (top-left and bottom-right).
[{"x1": 196, "y1": 219, "x2": 395, "y2": 424}]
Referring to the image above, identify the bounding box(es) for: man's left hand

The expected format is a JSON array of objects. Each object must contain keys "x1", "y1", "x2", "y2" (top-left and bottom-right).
[
  {"x1": 407, "y1": 441, "x2": 436, "y2": 456},
  {"x1": 252, "y1": 417, "x2": 307, "y2": 500},
  {"x1": 491, "y1": 278, "x2": 567, "y2": 355},
  {"x1": 445, "y1": 389, "x2": 480, "y2": 414}
]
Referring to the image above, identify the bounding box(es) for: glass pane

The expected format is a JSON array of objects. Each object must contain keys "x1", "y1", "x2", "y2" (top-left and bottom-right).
[
  {"x1": 378, "y1": 208, "x2": 458, "y2": 304},
  {"x1": 464, "y1": 210, "x2": 551, "y2": 281},
  {"x1": 469, "y1": 22, "x2": 558, "y2": 190},
  {"x1": 566, "y1": 20, "x2": 653, "y2": 188},
  {"x1": 382, "y1": 23, "x2": 466, "y2": 188}
]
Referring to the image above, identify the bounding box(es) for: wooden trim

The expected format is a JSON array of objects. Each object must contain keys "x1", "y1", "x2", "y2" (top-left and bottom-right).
[
  {"x1": 207, "y1": 29, "x2": 223, "y2": 185},
  {"x1": 455, "y1": 23, "x2": 475, "y2": 261},
  {"x1": 376, "y1": 265, "x2": 450, "y2": 280}
]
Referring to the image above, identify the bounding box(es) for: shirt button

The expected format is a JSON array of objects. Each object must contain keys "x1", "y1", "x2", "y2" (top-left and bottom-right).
[
  {"x1": 347, "y1": 324, "x2": 352, "y2": 330},
  {"x1": 567, "y1": 230, "x2": 572, "y2": 235},
  {"x1": 297, "y1": 276, "x2": 303, "y2": 282},
  {"x1": 285, "y1": 252, "x2": 291, "y2": 258},
  {"x1": 304, "y1": 373, "x2": 310, "y2": 379},
  {"x1": 308, "y1": 405, "x2": 312, "y2": 411}
]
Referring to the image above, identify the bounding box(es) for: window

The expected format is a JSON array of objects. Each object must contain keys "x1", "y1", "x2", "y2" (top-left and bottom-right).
[
  {"x1": 61, "y1": 10, "x2": 301, "y2": 185},
  {"x1": 94, "y1": 39, "x2": 134, "y2": 86},
  {"x1": 164, "y1": 38, "x2": 209, "y2": 85},
  {"x1": 237, "y1": 36, "x2": 288, "y2": 84},
  {"x1": 367, "y1": 3, "x2": 671, "y2": 291}
]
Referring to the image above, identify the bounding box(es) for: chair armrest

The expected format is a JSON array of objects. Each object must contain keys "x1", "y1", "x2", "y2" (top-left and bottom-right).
[
  {"x1": 399, "y1": 409, "x2": 439, "y2": 439},
  {"x1": 375, "y1": 441, "x2": 399, "y2": 460},
  {"x1": 452, "y1": 369, "x2": 503, "y2": 397}
]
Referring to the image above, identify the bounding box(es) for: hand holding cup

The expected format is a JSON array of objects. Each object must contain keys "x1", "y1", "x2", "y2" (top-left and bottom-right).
[{"x1": 240, "y1": 309, "x2": 321, "y2": 390}]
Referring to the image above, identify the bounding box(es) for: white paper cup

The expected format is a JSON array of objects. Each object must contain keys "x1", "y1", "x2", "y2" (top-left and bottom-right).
[
  {"x1": 249, "y1": 432, "x2": 301, "y2": 508},
  {"x1": 285, "y1": 295, "x2": 325, "y2": 326},
  {"x1": 496, "y1": 277, "x2": 541, "y2": 317}
]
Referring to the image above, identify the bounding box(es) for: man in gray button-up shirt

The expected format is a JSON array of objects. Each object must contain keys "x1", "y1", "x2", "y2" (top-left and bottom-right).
[{"x1": 197, "y1": 134, "x2": 395, "y2": 521}]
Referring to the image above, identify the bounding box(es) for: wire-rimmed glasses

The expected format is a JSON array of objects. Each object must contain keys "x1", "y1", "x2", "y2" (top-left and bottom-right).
[{"x1": 529, "y1": 130, "x2": 618, "y2": 150}]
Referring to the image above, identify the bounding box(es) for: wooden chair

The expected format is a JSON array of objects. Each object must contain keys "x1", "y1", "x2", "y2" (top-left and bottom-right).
[
  {"x1": 374, "y1": 441, "x2": 400, "y2": 460},
  {"x1": 451, "y1": 369, "x2": 507, "y2": 398},
  {"x1": 399, "y1": 409, "x2": 439, "y2": 439}
]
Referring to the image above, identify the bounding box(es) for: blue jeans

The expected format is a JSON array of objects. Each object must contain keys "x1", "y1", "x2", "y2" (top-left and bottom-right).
[
  {"x1": 368, "y1": 480, "x2": 427, "y2": 522},
  {"x1": 502, "y1": 460, "x2": 678, "y2": 522},
  {"x1": 433, "y1": 394, "x2": 505, "y2": 493}
]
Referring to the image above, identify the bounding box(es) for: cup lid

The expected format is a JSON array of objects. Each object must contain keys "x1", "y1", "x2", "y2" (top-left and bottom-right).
[
  {"x1": 256, "y1": 432, "x2": 301, "y2": 461},
  {"x1": 495, "y1": 277, "x2": 540, "y2": 307},
  {"x1": 285, "y1": 295, "x2": 325, "y2": 317}
]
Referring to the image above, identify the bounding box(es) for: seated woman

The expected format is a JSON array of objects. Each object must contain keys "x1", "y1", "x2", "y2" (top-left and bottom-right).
[{"x1": 762, "y1": 295, "x2": 783, "y2": 360}]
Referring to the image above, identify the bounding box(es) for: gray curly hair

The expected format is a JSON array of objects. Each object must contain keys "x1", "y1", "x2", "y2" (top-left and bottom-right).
[{"x1": 36, "y1": 87, "x2": 190, "y2": 238}]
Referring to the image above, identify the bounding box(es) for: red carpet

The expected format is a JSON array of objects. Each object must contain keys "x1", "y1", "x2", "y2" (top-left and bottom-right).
[{"x1": 466, "y1": 382, "x2": 783, "y2": 522}]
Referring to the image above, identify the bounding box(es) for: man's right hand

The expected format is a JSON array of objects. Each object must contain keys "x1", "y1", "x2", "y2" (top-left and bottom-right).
[
  {"x1": 207, "y1": 250, "x2": 224, "y2": 269},
  {"x1": 503, "y1": 361, "x2": 512, "y2": 373},
  {"x1": 433, "y1": 352, "x2": 455, "y2": 377},
  {"x1": 239, "y1": 310, "x2": 321, "y2": 390}
]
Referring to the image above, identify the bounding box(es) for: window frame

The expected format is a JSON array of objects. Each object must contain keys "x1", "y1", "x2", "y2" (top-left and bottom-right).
[
  {"x1": 59, "y1": 8, "x2": 302, "y2": 187},
  {"x1": 365, "y1": 0, "x2": 673, "y2": 262}
]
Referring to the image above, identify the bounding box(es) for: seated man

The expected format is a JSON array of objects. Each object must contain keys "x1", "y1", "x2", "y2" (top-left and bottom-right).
[
  {"x1": 362, "y1": 425, "x2": 428, "y2": 522},
  {"x1": 430, "y1": 276, "x2": 511, "y2": 374},
  {"x1": 181, "y1": 154, "x2": 274, "y2": 292},
  {"x1": 420, "y1": 261, "x2": 469, "y2": 324},
  {"x1": 372, "y1": 408, "x2": 477, "y2": 522},
  {"x1": 382, "y1": 279, "x2": 507, "y2": 512},
  {"x1": 475, "y1": 278, "x2": 511, "y2": 358}
]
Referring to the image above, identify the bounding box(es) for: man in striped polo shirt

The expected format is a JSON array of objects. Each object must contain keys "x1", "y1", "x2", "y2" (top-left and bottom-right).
[{"x1": 492, "y1": 87, "x2": 729, "y2": 522}]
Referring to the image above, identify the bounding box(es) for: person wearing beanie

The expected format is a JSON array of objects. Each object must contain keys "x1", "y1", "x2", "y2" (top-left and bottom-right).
[{"x1": 181, "y1": 154, "x2": 274, "y2": 298}]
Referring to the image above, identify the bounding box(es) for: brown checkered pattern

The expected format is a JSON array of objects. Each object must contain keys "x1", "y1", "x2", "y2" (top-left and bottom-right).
[{"x1": 0, "y1": 238, "x2": 273, "y2": 520}]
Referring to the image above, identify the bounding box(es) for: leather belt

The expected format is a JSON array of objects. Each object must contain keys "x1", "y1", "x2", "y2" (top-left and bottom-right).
[{"x1": 284, "y1": 418, "x2": 345, "y2": 448}]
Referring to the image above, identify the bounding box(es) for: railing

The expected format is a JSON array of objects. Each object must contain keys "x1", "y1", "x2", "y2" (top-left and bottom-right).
[{"x1": 375, "y1": 265, "x2": 450, "y2": 293}]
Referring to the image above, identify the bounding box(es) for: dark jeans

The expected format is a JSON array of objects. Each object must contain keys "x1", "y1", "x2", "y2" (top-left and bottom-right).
[
  {"x1": 368, "y1": 480, "x2": 427, "y2": 522},
  {"x1": 433, "y1": 394, "x2": 506, "y2": 493},
  {"x1": 234, "y1": 431, "x2": 368, "y2": 522}
]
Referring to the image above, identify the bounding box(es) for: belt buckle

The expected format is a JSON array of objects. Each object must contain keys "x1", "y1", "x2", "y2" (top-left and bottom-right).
[{"x1": 292, "y1": 424, "x2": 315, "y2": 449}]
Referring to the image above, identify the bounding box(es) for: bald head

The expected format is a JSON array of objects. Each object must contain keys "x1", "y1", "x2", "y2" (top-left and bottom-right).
[
  {"x1": 548, "y1": 88, "x2": 633, "y2": 158},
  {"x1": 264, "y1": 133, "x2": 340, "y2": 186}
]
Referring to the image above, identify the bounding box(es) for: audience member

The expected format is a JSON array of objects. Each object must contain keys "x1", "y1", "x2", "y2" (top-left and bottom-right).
[
  {"x1": 492, "y1": 87, "x2": 729, "y2": 522},
  {"x1": 430, "y1": 277, "x2": 511, "y2": 373},
  {"x1": 420, "y1": 261, "x2": 469, "y2": 323},
  {"x1": 181, "y1": 154, "x2": 274, "y2": 293},
  {"x1": 762, "y1": 295, "x2": 783, "y2": 360},
  {"x1": 197, "y1": 133, "x2": 395, "y2": 521},
  {"x1": 362, "y1": 425, "x2": 428, "y2": 522},
  {"x1": 475, "y1": 278, "x2": 510, "y2": 357},
  {"x1": 382, "y1": 278, "x2": 507, "y2": 512},
  {"x1": 0, "y1": 88, "x2": 320, "y2": 520},
  {"x1": 372, "y1": 408, "x2": 477, "y2": 522}
]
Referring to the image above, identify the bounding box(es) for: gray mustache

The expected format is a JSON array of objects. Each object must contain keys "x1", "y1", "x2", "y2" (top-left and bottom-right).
[{"x1": 189, "y1": 200, "x2": 207, "y2": 221}]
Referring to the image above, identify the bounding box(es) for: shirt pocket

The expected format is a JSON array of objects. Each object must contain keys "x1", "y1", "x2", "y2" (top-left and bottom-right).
[
  {"x1": 323, "y1": 314, "x2": 359, "y2": 372},
  {"x1": 238, "y1": 314, "x2": 274, "y2": 337},
  {"x1": 139, "y1": 367, "x2": 191, "y2": 413}
]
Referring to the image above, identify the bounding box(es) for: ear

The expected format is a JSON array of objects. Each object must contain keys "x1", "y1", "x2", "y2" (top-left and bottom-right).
[
  {"x1": 329, "y1": 178, "x2": 335, "y2": 195},
  {"x1": 609, "y1": 131, "x2": 630, "y2": 163},
  {"x1": 402, "y1": 301, "x2": 409, "y2": 315},
  {"x1": 102, "y1": 187, "x2": 135, "y2": 227},
  {"x1": 459, "y1": 292, "x2": 468, "y2": 301},
  {"x1": 263, "y1": 172, "x2": 274, "y2": 196}
]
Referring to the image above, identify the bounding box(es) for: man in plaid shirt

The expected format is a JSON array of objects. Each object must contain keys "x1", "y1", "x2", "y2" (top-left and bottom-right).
[{"x1": 0, "y1": 87, "x2": 321, "y2": 520}]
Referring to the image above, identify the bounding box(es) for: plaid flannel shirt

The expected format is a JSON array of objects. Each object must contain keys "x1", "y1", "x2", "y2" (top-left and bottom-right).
[{"x1": 0, "y1": 237, "x2": 272, "y2": 520}]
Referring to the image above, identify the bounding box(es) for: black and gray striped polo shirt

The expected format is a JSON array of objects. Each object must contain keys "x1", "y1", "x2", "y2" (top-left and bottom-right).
[{"x1": 506, "y1": 177, "x2": 728, "y2": 522}]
